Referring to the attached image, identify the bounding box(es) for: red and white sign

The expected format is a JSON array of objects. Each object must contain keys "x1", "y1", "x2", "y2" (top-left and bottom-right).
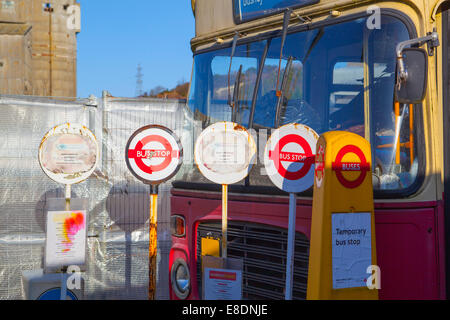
[
  {"x1": 125, "y1": 125, "x2": 183, "y2": 185},
  {"x1": 194, "y1": 122, "x2": 257, "y2": 185},
  {"x1": 332, "y1": 145, "x2": 370, "y2": 189},
  {"x1": 264, "y1": 124, "x2": 319, "y2": 193},
  {"x1": 315, "y1": 144, "x2": 325, "y2": 188},
  {"x1": 204, "y1": 268, "x2": 242, "y2": 300}
]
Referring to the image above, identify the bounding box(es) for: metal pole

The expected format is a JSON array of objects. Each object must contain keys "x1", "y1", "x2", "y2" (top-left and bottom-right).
[
  {"x1": 45, "y1": 4, "x2": 53, "y2": 96},
  {"x1": 60, "y1": 272, "x2": 67, "y2": 300},
  {"x1": 222, "y1": 184, "x2": 228, "y2": 258},
  {"x1": 285, "y1": 192, "x2": 296, "y2": 300},
  {"x1": 61, "y1": 184, "x2": 71, "y2": 300},
  {"x1": 65, "y1": 184, "x2": 71, "y2": 211},
  {"x1": 148, "y1": 184, "x2": 158, "y2": 300}
]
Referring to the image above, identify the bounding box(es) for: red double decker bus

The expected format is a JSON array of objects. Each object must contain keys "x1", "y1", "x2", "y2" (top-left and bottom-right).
[{"x1": 169, "y1": 0, "x2": 450, "y2": 300}]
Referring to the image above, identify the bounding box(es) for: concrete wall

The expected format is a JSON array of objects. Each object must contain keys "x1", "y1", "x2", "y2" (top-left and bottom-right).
[
  {"x1": 0, "y1": 23, "x2": 32, "y2": 95},
  {"x1": 0, "y1": 0, "x2": 79, "y2": 97}
]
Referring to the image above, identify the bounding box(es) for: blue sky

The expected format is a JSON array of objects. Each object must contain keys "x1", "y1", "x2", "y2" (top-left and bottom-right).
[{"x1": 77, "y1": 1, "x2": 195, "y2": 98}]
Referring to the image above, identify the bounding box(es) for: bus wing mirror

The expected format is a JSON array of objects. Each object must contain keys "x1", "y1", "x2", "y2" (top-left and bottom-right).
[{"x1": 395, "y1": 48, "x2": 428, "y2": 104}]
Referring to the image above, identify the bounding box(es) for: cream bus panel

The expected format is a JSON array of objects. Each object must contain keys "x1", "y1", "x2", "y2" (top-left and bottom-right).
[{"x1": 195, "y1": 0, "x2": 235, "y2": 37}]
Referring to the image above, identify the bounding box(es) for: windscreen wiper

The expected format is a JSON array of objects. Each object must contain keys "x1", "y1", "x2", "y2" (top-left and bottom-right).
[
  {"x1": 303, "y1": 28, "x2": 324, "y2": 63},
  {"x1": 275, "y1": 56, "x2": 293, "y2": 128},
  {"x1": 248, "y1": 39, "x2": 270, "y2": 129},
  {"x1": 231, "y1": 64, "x2": 243, "y2": 123},
  {"x1": 228, "y1": 32, "x2": 240, "y2": 108},
  {"x1": 275, "y1": 8, "x2": 292, "y2": 98}
]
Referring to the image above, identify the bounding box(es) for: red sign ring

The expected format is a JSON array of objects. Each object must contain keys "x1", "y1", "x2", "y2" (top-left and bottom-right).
[
  {"x1": 332, "y1": 145, "x2": 370, "y2": 189},
  {"x1": 269, "y1": 134, "x2": 314, "y2": 181},
  {"x1": 128, "y1": 135, "x2": 174, "y2": 174}
]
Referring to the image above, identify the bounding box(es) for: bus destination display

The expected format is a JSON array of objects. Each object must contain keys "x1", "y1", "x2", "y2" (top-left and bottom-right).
[{"x1": 233, "y1": 0, "x2": 319, "y2": 23}]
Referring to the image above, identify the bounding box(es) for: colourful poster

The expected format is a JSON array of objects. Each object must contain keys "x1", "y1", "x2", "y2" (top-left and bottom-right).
[{"x1": 45, "y1": 210, "x2": 87, "y2": 268}]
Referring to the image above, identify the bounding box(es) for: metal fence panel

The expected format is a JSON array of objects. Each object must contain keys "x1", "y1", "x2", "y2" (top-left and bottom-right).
[{"x1": 0, "y1": 94, "x2": 187, "y2": 300}]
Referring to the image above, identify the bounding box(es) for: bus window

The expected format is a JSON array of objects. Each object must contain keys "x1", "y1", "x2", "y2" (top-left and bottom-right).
[
  {"x1": 182, "y1": 14, "x2": 422, "y2": 195},
  {"x1": 252, "y1": 55, "x2": 288, "y2": 128},
  {"x1": 374, "y1": 102, "x2": 419, "y2": 190},
  {"x1": 278, "y1": 60, "x2": 308, "y2": 126},
  {"x1": 188, "y1": 40, "x2": 267, "y2": 128},
  {"x1": 210, "y1": 55, "x2": 258, "y2": 125},
  {"x1": 184, "y1": 40, "x2": 267, "y2": 186},
  {"x1": 252, "y1": 34, "x2": 322, "y2": 131},
  {"x1": 329, "y1": 62, "x2": 364, "y2": 136}
]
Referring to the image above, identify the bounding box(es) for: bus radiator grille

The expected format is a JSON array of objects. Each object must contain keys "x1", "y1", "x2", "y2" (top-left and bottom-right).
[{"x1": 196, "y1": 221, "x2": 309, "y2": 300}]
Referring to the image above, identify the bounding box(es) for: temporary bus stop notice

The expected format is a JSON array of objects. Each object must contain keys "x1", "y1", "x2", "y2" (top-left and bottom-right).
[{"x1": 332, "y1": 212, "x2": 372, "y2": 289}]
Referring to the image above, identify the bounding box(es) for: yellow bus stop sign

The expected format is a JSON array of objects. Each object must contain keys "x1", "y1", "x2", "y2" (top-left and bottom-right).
[{"x1": 307, "y1": 131, "x2": 378, "y2": 300}]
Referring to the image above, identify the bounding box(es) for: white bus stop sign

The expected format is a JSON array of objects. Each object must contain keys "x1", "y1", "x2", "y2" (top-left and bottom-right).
[
  {"x1": 38, "y1": 123, "x2": 99, "y2": 185},
  {"x1": 194, "y1": 122, "x2": 257, "y2": 185}
]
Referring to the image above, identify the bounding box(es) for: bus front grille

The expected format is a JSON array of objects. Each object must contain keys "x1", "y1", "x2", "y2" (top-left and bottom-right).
[{"x1": 196, "y1": 221, "x2": 310, "y2": 300}]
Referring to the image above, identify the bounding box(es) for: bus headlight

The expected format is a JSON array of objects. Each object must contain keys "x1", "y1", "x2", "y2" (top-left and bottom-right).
[
  {"x1": 171, "y1": 215, "x2": 186, "y2": 237},
  {"x1": 171, "y1": 258, "x2": 190, "y2": 299}
]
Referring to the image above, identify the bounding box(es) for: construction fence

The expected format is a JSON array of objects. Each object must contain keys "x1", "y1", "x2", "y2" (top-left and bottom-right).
[{"x1": 0, "y1": 93, "x2": 188, "y2": 299}]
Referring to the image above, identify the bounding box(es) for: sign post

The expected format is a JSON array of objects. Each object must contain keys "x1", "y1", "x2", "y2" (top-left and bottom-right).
[
  {"x1": 149, "y1": 184, "x2": 158, "y2": 300},
  {"x1": 263, "y1": 123, "x2": 319, "y2": 300},
  {"x1": 195, "y1": 122, "x2": 256, "y2": 258},
  {"x1": 222, "y1": 184, "x2": 228, "y2": 257},
  {"x1": 125, "y1": 124, "x2": 183, "y2": 300},
  {"x1": 195, "y1": 122, "x2": 255, "y2": 300},
  {"x1": 307, "y1": 131, "x2": 378, "y2": 300},
  {"x1": 38, "y1": 123, "x2": 99, "y2": 300}
]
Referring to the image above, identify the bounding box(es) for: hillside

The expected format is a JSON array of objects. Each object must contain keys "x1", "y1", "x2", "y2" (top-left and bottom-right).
[{"x1": 140, "y1": 82, "x2": 189, "y2": 99}]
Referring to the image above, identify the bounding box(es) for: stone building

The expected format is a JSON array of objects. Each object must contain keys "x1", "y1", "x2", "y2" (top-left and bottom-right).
[{"x1": 0, "y1": 0, "x2": 80, "y2": 97}]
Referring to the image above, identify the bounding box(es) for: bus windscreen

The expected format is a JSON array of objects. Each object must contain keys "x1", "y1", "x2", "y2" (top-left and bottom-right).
[{"x1": 233, "y1": 0, "x2": 319, "y2": 23}]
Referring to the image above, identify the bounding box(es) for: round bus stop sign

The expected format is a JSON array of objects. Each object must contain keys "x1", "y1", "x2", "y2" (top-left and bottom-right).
[
  {"x1": 264, "y1": 123, "x2": 319, "y2": 193},
  {"x1": 125, "y1": 125, "x2": 183, "y2": 185},
  {"x1": 38, "y1": 123, "x2": 99, "y2": 185},
  {"x1": 194, "y1": 122, "x2": 257, "y2": 185},
  {"x1": 332, "y1": 144, "x2": 370, "y2": 189}
]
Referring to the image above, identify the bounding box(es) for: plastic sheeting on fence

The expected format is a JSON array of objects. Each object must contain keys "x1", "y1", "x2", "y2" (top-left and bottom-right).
[{"x1": 0, "y1": 94, "x2": 188, "y2": 300}]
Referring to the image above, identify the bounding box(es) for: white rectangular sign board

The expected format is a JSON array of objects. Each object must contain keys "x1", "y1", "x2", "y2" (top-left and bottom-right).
[
  {"x1": 204, "y1": 268, "x2": 242, "y2": 300},
  {"x1": 45, "y1": 210, "x2": 87, "y2": 269},
  {"x1": 332, "y1": 212, "x2": 372, "y2": 289}
]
